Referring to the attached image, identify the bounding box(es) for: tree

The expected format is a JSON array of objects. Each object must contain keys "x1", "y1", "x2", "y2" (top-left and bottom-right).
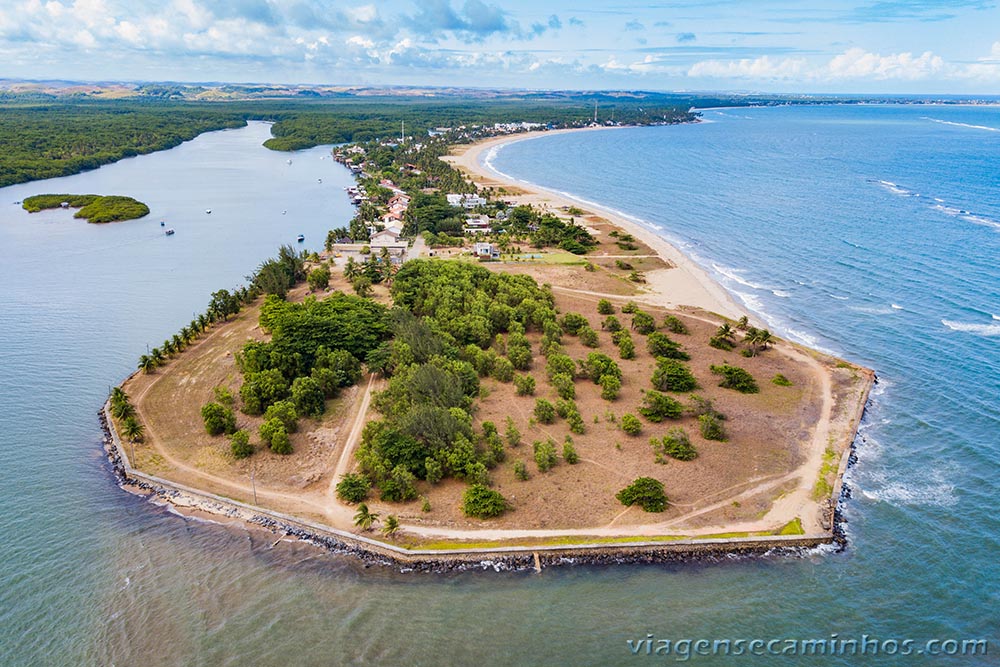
[
  {"x1": 201, "y1": 401, "x2": 236, "y2": 436},
  {"x1": 652, "y1": 427, "x2": 697, "y2": 462},
  {"x1": 559, "y1": 312, "x2": 589, "y2": 335},
  {"x1": 563, "y1": 437, "x2": 579, "y2": 464},
  {"x1": 621, "y1": 413, "x2": 642, "y2": 436},
  {"x1": 137, "y1": 355, "x2": 156, "y2": 374},
  {"x1": 602, "y1": 315, "x2": 622, "y2": 332},
  {"x1": 578, "y1": 326, "x2": 600, "y2": 348},
  {"x1": 263, "y1": 400, "x2": 298, "y2": 432},
  {"x1": 551, "y1": 372, "x2": 575, "y2": 400},
  {"x1": 462, "y1": 484, "x2": 508, "y2": 518},
  {"x1": 259, "y1": 417, "x2": 288, "y2": 448},
  {"x1": 621, "y1": 301, "x2": 639, "y2": 314},
  {"x1": 208, "y1": 288, "x2": 240, "y2": 321},
  {"x1": 307, "y1": 266, "x2": 331, "y2": 292},
  {"x1": 597, "y1": 298, "x2": 615, "y2": 315},
  {"x1": 382, "y1": 514, "x2": 400, "y2": 536},
  {"x1": 616, "y1": 332, "x2": 635, "y2": 360},
  {"x1": 353, "y1": 502, "x2": 380, "y2": 530},
  {"x1": 651, "y1": 358, "x2": 698, "y2": 392},
  {"x1": 737, "y1": 315, "x2": 749, "y2": 330},
  {"x1": 533, "y1": 399, "x2": 556, "y2": 424},
  {"x1": 579, "y1": 352, "x2": 621, "y2": 383},
  {"x1": 240, "y1": 369, "x2": 289, "y2": 415},
  {"x1": 352, "y1": 275, "x2": 373, "y2": 297},
  {"x1": 513, "y1": 459, "x2": 529, "y2": 480},
  {"x1": 291, "y1": 376, "x2": 326, "y2": 417},
  {"x1": 121, "y1": 416, "x2": 144, "y2": 442},
  {"x1": 533, "y1": 438, "x2": 558, "y2": 471},
  {"x1": 632, "y1": 311, "x2": 656, "y2": 334},
  {"x1": 504, "y1": 417, "x2": 521, "y2": 447},
  {"x1": 711, "y1": 364, "x2": 759, "y2": 393},
  {"x1": 111, "y1": 398, "x2": 135, "y2": 420},
  {"x1": 492, "y1": 357, "x2": 515, "y2": 382},
  {"x1": 698, "y1": 413, "x2": 728, "y2": 441},
  {"x1": 599, "y1": 374, "x2": 621, "y2": 400},
  {"x1": 514, "y1": 374, "x2": 535, "y2": 396},
  {"x1": 647, "y1": 332, "x2": 690, "y2": 360},
  {"x1": 616, "y1": 477, "x2": 668, "y2": 512},
  {"x1": 639, "y1": 390, "x2": 684, "y2": 422},
  {"x1": 663, "y1": 315, "x2": 689, "y2": 335},
  {"x1": 230, "y1": 430, "x2": 253, "y2": 459}
]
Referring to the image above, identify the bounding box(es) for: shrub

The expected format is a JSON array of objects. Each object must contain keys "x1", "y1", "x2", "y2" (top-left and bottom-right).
[
  {"x1": 580, "y1": 352, "x2": 621, "y2": 383},
  {"x1": 602, "y1": 315, "x2": 622, "y2": 332},
  {"x1": 424, "y1": 457, "x2": 443, "y2": 484},
  {"x1": 597, "y1": 299, "x2": 615, "y2": 315},
  {"x1": 534, "y1": 399, "x2": 556, "y2": 424},
  {"x1": 616, "y1": 477, "x2": 668, "y2": 512},
  {"x1": 621, "y1": 301, "x2": 639, "y2": 314},
  {"x1": 708, "y1": 335, "x2": 734, "y2": 351},
  {"x1": 621, "y1": 413, "x2": 642, "y2": 436},
  {"x1": 615, "y1": 259, "x2": 634, "y2": 270},
  {"x1": 291, "y1": 376, "x2": 326, "y2": 417},
  {"x1": 555, "y1": 398, "x2": 576, "y2": 419},
  {"x1": 462, "y1": 484, "x2": 509, "y2": 518},
  {"x1": 652, "y1": 428, "x2": 697, "y2": 462},
  {"x1": 380, "y1": 465, "x2": 418, "y2": 502},
  {"x1": 504, "y1": 417, "x2": 521, "y2": 447},
  {"x1": 336, "y1": 473, "x2": 371, "y2": 502},
  {"x1": 201, "y1": 401, "x2": 236, "y2": 436},
  {"x1": 559, "y1": 312, "x2": 589, "y2": 335},
  {"x1": 551, "y1": 372, "x2": 576, "y2": 400},
  {"x1": 772, "y1": 373, "x2": 793, "y2": 386},
  {"x1": 639, "y1": 390, "x2": 684, "y2": 422},
  {"x1": 647, "y1": 332, "x2": 690, "y2": 360},
  {"x1": 545, "y1": 353, "x2": 576, "y2": 380},
  {"x1": 711, "y1": 364, "x2": 760, "y2": 393},
  {"x1": 651, "y1": 358, "x2": 698, "y2": 392},
  {"x1": 240, "y1": 368, "x2": 289, "y2": 415},
  {"x1": 533, "y1": 438, "x2": 558, "y2": 471},
  {"x1": 563, "y1": 437, "x2": 579, "y2": 464},
  {"x1": 507, "y1": 345, "x2": 532, "y2": 370},
  {"x1": 214, "y1": 386, "x2": 235, "y2": 407},
  {"x1": 307, "y1": 266, "x2": 331, "y2": 291},
  {"x1": 513, "y1": 459, "x2": 530, "y2": 480},
  {"x1": 632, "y1": 311, "x2": 656, "y2": 335},
  {"x1": 263, "y1": 400, "x2": 298, "y2": 433},
  {"x1": 698, "y1": 413, "x2": 728, "y2": 441},
  {"x1": 566, "y1": 410, "x2": 586, "y2": 435},
  {"x1": 514, "y1": 374, "x2": 536, "y2": 396},
  {"x1": 230, "y1": 430, "x2": 253, "y2": 459},
  {"x1": 599, "y1": 374, "x2": 621, "y2": 400},
  {"x1": 492, "y1": 357, "x2": 515, "y2": 382},
  {"x1": 270, "y1": 426, "x2": 292, "y2": 455},
  {"x1": 616, "y1": 333, "x2": 636, "y2": 360},
  {"x1": 663, "y1": 315, "x2": 689, "y2": 334},
  {"x1": 578, "y1": 326, "x2": 600, "y2": 348}
]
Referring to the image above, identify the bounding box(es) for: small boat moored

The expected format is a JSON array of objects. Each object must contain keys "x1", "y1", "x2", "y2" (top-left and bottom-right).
[
  {"x1": 296, "y1": 234, "x2": 305, "y2": 243},
  {"x1": 160, "y1": 221, "x2": 165, "y2": 227},
  {"x1": 165, "y1": 228, "x2": 175, "y2": 236},
  {"x1": 205, "y1": 209, "x2": 212, "y2": 214}
]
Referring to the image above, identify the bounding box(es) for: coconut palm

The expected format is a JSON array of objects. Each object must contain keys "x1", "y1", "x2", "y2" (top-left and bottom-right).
[
  {"x1": 716, "y1": 323, "x2": 734, "y2": 340},
  {"x1": 382, "y1": 515, "x2": 400, "y2": 536},
  {"x1": 737, "y1": 315, "x2": 749, "y2": 330},
  {"x1": 138, "y1": 355, "x2": 156, "y2": 374},
  {"x1": 179, "y1": 326, "x2": 193, "y2": 343},
  {"x1": 110, "y1": 387, "x2": 129, "y2": 407},
  {"x1": 197, "y1": 313, "x2": 210, "y2": 331},
  {"x1": 353, "y1": 503, "x2": 379, "y2": 531},
  {"x1": 757, "y1": 329, "x2": 774, "y2": 351},
  {"x1": 121, "y1": 416, "x2": 144, "y2": 442},
  {"x1": 150, "y1": 347, "x2": 165, "y2": 365},
  {"x1": 343, "y1": 256, "x2": 360, "y2": 281},
  {"x1": 111, "y1": 399, "x2": 135, "y2": 420},
  {"x1": 171, "y1": 333, "x2": 184, "y2": 352}
]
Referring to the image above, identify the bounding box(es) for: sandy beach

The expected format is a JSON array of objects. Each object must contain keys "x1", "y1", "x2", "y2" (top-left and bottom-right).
[{"x1": 445, "y1": 128, "x2": 748, "y2": 322}]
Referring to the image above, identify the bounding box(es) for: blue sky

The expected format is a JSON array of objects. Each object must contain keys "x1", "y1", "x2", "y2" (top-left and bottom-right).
[{"x1": 1, "y1": 0, "x2": 999, "y2": 93}]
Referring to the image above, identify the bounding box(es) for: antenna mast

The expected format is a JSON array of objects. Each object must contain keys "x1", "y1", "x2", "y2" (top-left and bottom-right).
[{"x1": 593, "y1": 101, "x2": 598, "y2": 123}]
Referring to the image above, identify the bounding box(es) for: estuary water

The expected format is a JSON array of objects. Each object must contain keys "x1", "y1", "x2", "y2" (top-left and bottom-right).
[{"x1": 1, "y1": 110, "x2": 997, "y2": 666}]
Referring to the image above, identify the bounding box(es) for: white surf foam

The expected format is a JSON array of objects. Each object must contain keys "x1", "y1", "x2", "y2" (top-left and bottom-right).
[
  {"x1": 828, "y1": 294, "x2": 850, "y2": 300},
  {"x1": 851, "y1": 305, "x2": 897, "y2": 315},
  {"x1": 713, "y1": 263, "x2": 771, "y2": 290},
  {"x1": 993, "y1": 314, "x2": 1000, "y2": 321},
  {"x1": 891, "y1": 303, "x2": 904, "y2": 310},
  {"x1": 941, "y1": 319, "x2": 1000, "y2": 336},
  {"x1": 858, "y1": 469, "x2": 957, "y2": 508},
  {"x1": 925, "y1": 117, "x2": 1000, "y2": 133},
  {"x1": 772, "y1": 290, "x2": 791, "y2": 298}
]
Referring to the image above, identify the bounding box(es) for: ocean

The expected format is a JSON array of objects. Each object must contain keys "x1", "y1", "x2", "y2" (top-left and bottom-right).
[{"x1": 1, "y1": 109, "x2": 997, "y2": 665}]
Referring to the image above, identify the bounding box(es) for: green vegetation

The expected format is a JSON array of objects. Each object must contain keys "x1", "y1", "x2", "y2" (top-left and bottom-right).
[
  {"x1": 651, "y1": 428, "x2": 697, "y2": 462},
  {"x1": 651, "y1": 358, "x2": 698, "y2": 392},
  {"x1": 777, "y1": 518, "x2": 804, "y2": 535},
  {"x1": 513, "y1": 459, "x2": 530, "y2": 481},
  {"x1": 812, "y1": 447, "x2": 839, "y2": 500},
  {"x1": 639, "y1": 390, "x2": 684, "y2": 422},
  {"x1": 772, "y1": 373, "x2": 793, "y2": 386},
  {"x1": 533, "y1": 438, "x2": 559, "y2": 472},
  {"x1": 616, "y1": 477, "x2": 668, "y2": 512},
  {"x1": 620, "y1": 413, "x2": 643, "y2": 436},
  {"x1": 462, "y1": 484, "x2": 508, "y2": 518},
  {"x1": 229, "y1": 430, "x2": 253, "y2": 459},
  {"x1": 514, "y1": 374, "x2": 536, "y2": 396},
  {"x1": 597, "y1": 299, "x2": 615, "y2": 315},
  {"x1": 534, "y1": 399, "x2": 557, "y2": 424},
  {"x1": 698, "y1": 413, "x2": 728, "y2": 441},
  {"x1": 647, "y1": 331, "x2": 690, "y2": 360},
  {"x1": 711, "y1": 364, "x2": 760, "y2": 393},
  {"x1": 307, "y1": 266, "x2": 330, "y2": 292},
  {"x1": 663, "y1": 315, "x2": 689, "y2": 334},
  {"x1": 201, "y1": 401, "x2": 236, "y2": 436},
  {"x1": 23, "y1": 194, "x2": 149, "y2": 223},
  {"x1": 631, "y1": 311, "x2": 657, "y2": 335},
  {"x1": 562, "y1": 437, "x2": 579, "y2": 464},
  {"x1": 353, "y1": 502, "x2": 379, "y2": 530}
]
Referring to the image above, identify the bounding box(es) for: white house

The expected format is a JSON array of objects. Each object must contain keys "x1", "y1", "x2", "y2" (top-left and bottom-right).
[{"x1": 473, "y1": 242, "x2": 499, "y2": 259}]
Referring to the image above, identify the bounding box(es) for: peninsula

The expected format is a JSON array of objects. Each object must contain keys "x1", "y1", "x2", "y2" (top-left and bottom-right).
[
  {"x1": 23, "y1": 194, "x2": 149, "y2": 223},
  {"x1": 104, "y1": 124, "x2": 873, "y2": 568}
]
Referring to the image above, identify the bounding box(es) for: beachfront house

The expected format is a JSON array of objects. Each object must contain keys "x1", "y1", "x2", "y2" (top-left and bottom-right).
[
  {"x1": 473, "y1": 242, "x2": 500, "y2": 260},
  {"x1": 464, "y1": 216, "x2": 492, "y2": 234}
]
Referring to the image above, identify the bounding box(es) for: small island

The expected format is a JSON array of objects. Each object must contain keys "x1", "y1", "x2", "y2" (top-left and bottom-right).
[
  {"x1": 23, "y1": 194, "x2": 150, "y2": 223},
  {"x1": 102, "y1": 125, "x2": 873, "y2": 570}
]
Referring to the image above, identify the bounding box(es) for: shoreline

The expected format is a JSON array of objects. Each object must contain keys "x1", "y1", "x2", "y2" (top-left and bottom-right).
[{"x1": 446, "y1": 127, "x2": 747, "y2": 322}]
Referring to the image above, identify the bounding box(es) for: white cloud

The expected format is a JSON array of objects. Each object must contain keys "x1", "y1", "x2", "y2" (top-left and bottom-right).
[
  {"x1": 827, "y1": 48, "x2": 944, "y2": 80},
  {"x1": 688, "y1": 54, "x2": 807, "y2": 79}
]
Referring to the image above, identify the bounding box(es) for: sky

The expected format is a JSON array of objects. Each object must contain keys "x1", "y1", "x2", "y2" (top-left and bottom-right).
[{"x1": 1, "y1": 0, "x2": 999, "y2": 93}]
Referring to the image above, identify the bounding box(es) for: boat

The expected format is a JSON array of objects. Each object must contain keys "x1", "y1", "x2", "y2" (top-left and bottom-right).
[
  {"x1": 165, "y1": 228, "x2": 175, "y2": 236},
  {"x1": 205, "y1": 209, "x2": 212, "y2": 214},
  {"x1": 317, "y1": 178, "x2": 322, "y2": 183},
  {"x1": 282, "y1": 210, "x2": 287, "y2": 215},
  {"x1": 287, "y1": 159, "x2": 292, "y2": 165},
  {"x1": 296, "y1": 234, "x2": 305, "y2": 242},
  {"x1": 160, "y1": 221, "x2": 165, "y2": 227}
]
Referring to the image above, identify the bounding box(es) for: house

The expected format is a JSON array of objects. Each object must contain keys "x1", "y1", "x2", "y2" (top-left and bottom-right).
[
  {"x1": 370, "y1": 227, "x2": 401, "y2": 246},
  {"x1": 474, "y1": 242, "x2": 499, "y2": 260},
  {"x1": 464, "y1": 216, "x2": 492, "y2": 234},
  {"x1": 446, "y1": 193, "x2": 487, "y2": 209},
  {"x1": 446, "y1": 193, "x2": 464, "y2": 207}
]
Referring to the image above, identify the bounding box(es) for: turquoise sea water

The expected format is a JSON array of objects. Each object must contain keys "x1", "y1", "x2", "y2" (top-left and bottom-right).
[{"x1": 1, "y1": 109, "x2": 998, "y2": 666}]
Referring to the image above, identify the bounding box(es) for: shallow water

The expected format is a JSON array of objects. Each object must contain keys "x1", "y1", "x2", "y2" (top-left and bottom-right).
[{"x1": 1, "y1": 111, "x2": 998, "y2": 666}]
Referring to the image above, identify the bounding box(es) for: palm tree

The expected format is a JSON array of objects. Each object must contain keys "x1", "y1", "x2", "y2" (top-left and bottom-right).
[
  {"x1": 171, "y1": 333, "x2": 184, "y2": 352},
  {"x1": 353, "y1": 503, "x2": 379, "y2": 531},
  {"x1": 121, "y1": 416, "x2": 144, "y2": 442},
  {"x1": 138, "y1": 355, "x2": 156, "y2": 374},
  {"x1": 197, "y1": 313, "x2": 210, "y2": 331},
  {"x1": 757, "y1": 329, "x2": 774, "y2": 351},
  {"x1": 716, "y1": 323, "x2": 734, "y2": 340},
  {"x1": 162, "y1": 339, "x2": 176, "y2": 356},
  {"x1": 112, "y1": 399, "x2": 135, "y2": 420},
  {"x1": 382, "y1": 515, "x2": 400, "y2": 536},
  {"x1": 110, "y1": 387, "x2": 129, "y2": 407},
  {"x1": 343, "y1": 256, "x2": 360, "y2": 281},
  {"x1": 180, "y1": 326, "x2": 193, "y2": 343},
  {"x1": 150, "y1": 347, "x2": 165, "y2": 366},
  {"x1": 737, "y1": 315, "x2": 749, "y2": 330}
]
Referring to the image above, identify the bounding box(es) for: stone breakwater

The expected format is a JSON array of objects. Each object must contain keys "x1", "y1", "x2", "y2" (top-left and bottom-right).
[{"x1": 100, "y1": 405, "x2": 859, "y2": 574}]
